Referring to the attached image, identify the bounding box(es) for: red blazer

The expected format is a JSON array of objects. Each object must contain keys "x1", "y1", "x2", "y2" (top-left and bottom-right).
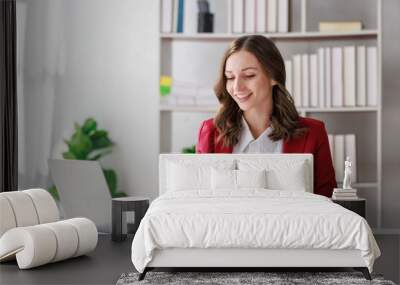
[{"x1": 196, "y1": 117, "x2": 337, "y2": 197}]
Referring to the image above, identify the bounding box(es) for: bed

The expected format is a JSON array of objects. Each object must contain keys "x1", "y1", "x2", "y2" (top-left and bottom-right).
[{"x1": 131, "y1": 154, "x2": 380, "y2": 280}]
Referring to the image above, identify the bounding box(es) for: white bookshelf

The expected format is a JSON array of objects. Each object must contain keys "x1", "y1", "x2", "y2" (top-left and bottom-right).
[{"x1": 158, "y1": 0, "x2": 382, "y2": 228}]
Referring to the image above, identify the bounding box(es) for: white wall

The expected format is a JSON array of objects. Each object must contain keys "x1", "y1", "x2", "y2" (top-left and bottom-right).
[{"x1": 17, "y1": 0, "x2": 160, "y2": 199}]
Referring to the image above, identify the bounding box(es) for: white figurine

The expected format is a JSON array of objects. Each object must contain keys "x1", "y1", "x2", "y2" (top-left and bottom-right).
[{"x1": 343, "y1": 156, "x2": 352, "y2": 190}]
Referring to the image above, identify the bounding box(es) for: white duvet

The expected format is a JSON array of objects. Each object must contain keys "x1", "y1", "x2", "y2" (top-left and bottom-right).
[{"x1": 131, "y1": 190, "x2": 380, "y2": 273}]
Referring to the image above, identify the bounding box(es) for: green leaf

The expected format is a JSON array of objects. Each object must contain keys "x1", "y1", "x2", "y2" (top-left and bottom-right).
[
  {"x1": 181, "y1": 145, "x2": 196, "y2": 154},
  {"x1": 68, "y1": 128, "x2": 93, "y2": 159},
  {"x1": 103, "y1": 168, "x2": 117, "y2": 195},
  {"x1": 90, "y1": 130, "x2": 108, "y2": 139},
  {"x1": 82, "y1": 118, "x2": 97, "y2": 135},
  {"x1": 91, "y1": 130, "x2": 113, "y2": 150},
  {"x1": 87, "y1": 148, "x2": 112, "y2": 160},
  {"x1": 62, "y1": 151, "x2": 77, "y2": 159},
  {"x1": 48, "y1": 185, "x2": 60, "y2": 201}
]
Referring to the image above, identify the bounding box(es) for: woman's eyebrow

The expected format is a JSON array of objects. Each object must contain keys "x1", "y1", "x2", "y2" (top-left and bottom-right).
[
  {"x1": 225, "y1": 67, "x2": 258, "y2": 73},
  {"x1": 242, "y1": 67, "x2": 258, "y2": 71}
]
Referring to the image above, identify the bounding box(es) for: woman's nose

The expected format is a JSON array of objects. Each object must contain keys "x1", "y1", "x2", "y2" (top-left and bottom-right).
[{"x1": 233, "y1": 77, "x2": 245, "y2": 92}]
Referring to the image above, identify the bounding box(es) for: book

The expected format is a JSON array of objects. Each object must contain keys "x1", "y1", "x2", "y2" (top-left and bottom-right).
[
  {"x1": 183, "y1": 0, "x2": 198, "y2": 34},
  {"x1": 227, "y1": 0, "x2": 232, "y2": 33},
  {"x1": 332, "y1": 47, "x2": 343, "y2": 107},
  {"x1": 301, "y1": 54, "x2": 309, "y2": 107},
  {"x1": 285, "y1": 60, "x2": 293, "y2": 96},
  {"x1": 310, "y1": 54, "x2": 319, "y2": 107},
  {"x1": 319, "y1": 21, "x2": 362, "y2": 32},
  {"x1": 332, "y1": 188, "x2": 359, "y2": 199},
  {"x1": 333, "y1": 193, "x2": 358, "y2": 197},
  {"x1": 293, "y1": 54, "x2": 302, "y2": 108},
  {"x1": 172, "y1": 0, "x2": 179, "y2": 32},
  {"x1": 278, "y1": 0, "x2": 289, "y2": 33},
  {"x1": 344, "y1": 134, "x2": 357, "y2": 183},
  {"x1": 343, "y1": 46, "x2": 356, "y2": 107},
  {"x1": 334, "y1": 135, "x2": 345, "y2": 182},
  {"x1": 318, "y1": 48, "x2": 325, "y2": 108},
  {"x1": 332, "y1": 194, "x2": 359, "y2": 200},
  {"x1": 325, "y1": 47, "x2": 332, "y2": 108},
  {"x1": 244, "y1": 0, "x2": 256, "y2": 33},
  {"x1": 356, "y1": 46, "x2": 367, "y2": 106},
  {"x1": 334, "y1": 188, "x2": 357, "y2": 193},
  {"x1": 256, "y1": 0, "x2": 267, "y2": 32},
  {"x1": 176, "y1": 0, "x2": 184, "y2": 33},
  {"x1": 232, "y1": 0, "x2": 244, "y2": 33},
  {"x1": 267, "y1": 0, "x2": 277, "y2": 32},
  {"x1": 161, "y1": 0, "x2": 173, "y2": 33},
  {"x1": 367, "y1": 46, "x2": 378, "y2": 106}
]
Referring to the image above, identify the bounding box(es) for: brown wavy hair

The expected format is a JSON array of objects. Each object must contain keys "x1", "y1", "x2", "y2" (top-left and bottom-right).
[{"x1": 214, "y1": 35, "x2": 307, "y2": 147}]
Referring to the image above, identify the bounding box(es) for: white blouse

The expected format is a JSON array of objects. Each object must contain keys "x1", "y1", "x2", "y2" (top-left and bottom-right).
[{"x1": 232, "y1": 117, "x2": 283, "y2": 153}]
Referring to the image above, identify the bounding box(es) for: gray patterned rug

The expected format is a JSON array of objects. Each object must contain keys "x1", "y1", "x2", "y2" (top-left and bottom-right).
[{"x1": 116, "y1": 271, "x2": 396, "y2": 285}]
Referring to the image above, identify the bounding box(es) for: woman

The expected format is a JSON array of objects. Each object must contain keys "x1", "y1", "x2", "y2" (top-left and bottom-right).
[{"x1": 196, "y1": 35, "x2": 336, "y2": 197}]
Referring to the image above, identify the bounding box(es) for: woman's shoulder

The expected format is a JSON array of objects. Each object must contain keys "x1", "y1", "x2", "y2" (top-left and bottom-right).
[
  {"x1": 198, "y1": 118, "x2": 219, "y2": 137},
  {"x1": 298, "y1": 116, "x2": 326, "y2": 130}
]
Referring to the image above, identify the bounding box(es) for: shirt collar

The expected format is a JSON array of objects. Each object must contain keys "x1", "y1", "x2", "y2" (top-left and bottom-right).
[{"x1": 235, "y1": 116, "x2": 273, "y2": 153}]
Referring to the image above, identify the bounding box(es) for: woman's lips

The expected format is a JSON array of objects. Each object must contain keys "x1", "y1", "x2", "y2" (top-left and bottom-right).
[{"x1": 236, "y1": 93, "x2": 252, "y2": 103}]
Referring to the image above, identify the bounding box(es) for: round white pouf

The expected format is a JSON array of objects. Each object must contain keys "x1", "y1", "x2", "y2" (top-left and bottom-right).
[
  {"x1": 64, "y1": 218, "x2": 98, "y2": 257},
  {"x1": 0, "y1": 218, "x2": 98, "y2": 269},
  {"x1": 0, "y1": 196, "x2": 17, "y2": 237},
  {"x1": 24, "y1": 189, "x2": 60, "y2": 224},
  {"x1": 0, "y1": 191, "x2": 39, "y2": 227},
  {"x1": 0, "y1": 225, "x2": 57, "y2": 269}
]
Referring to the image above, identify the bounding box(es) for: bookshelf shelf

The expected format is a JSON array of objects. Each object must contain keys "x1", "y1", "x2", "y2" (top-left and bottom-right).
[
  {"x1": 160, "y1": 105, "x2": 379, "y2": 113},
  {"x1": 158, "y1": 0, "x2": 382, "y2": 228},
  {"x1": 303, "y1": 107, "x2": 379, "y2": 113},
  {"x1": 159, "y1": 105, "x2": 217, "y2": 112},
  {"x1": 160, "y1": 30, "x2": 378, "y2": 41}
]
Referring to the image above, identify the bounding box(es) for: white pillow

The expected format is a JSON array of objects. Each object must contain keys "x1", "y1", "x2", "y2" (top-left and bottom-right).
[
  {"x1": 167, "y1": 160, "x2": 235, "y2": 191},
  {"x1": 237, "y1": 158, "x2": 310, "y2": 192},
  {"x1": 267, "y1": 167, "x2": 307, "y2": 192},
  {"x1": 211, "y1": 168, "x2": 236, "y2": 189},
  {"x1": 236, "y1": 169, "x2": 267, "y2": 189},
  {"x1": 211, "y1": 168, "x2": 267, "y2": 190}
]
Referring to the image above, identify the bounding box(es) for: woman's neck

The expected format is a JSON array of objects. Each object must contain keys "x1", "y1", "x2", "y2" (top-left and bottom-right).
[{"x1": 243, "y1": 110, "x2": 271, "y2": 139}]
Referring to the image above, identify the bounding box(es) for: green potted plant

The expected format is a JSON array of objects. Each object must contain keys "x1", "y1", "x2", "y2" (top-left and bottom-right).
[
  {"x1": 181, "y1": 145, "x2": 196, "y2": 153},
  {"x1": 48, "y1": 118, "x2": 126, "y2": 200}
]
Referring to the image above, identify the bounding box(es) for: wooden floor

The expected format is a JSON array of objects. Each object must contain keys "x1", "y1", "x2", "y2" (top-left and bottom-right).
[{"x1": 1, "y1": 234, "x2": 398, "y2": 284}]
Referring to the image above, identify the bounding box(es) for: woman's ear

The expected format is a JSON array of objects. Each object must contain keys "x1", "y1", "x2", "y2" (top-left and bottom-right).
[{"x1": 271, "y1": 79, "x2": 278, "y2": 86}]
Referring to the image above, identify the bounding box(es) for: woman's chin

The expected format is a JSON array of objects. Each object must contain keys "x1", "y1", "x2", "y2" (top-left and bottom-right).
[{"x1": 237, "y1": 101, "x2": 253, "y2": 111}]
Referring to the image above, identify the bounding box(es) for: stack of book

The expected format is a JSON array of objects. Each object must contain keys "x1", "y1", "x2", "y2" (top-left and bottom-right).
[
  {"x1": 285, "y1": 45, "x2": 378, "y2": 108},
  {"x1": 160, "y1": 0, "x2": 290, "y2": 34},
  {"x1": 160, "y1": 80, "x2": 218, "y2": 106},
  {"x1": 232, "y1": 0, "x2": 289, "y2": 33},
  {"x1": 332, "y1": 188, "x2": 358, "y2": 200}
]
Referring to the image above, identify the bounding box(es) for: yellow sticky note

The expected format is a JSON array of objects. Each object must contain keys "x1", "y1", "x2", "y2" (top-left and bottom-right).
[{"x1": 160, "y1": 76, "x2": 172, "y2": 87}]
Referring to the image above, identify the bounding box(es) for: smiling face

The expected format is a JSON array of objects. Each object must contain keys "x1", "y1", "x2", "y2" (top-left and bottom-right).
[{"x1": 225, "y1": 50, "x2": 276, "y2": 113}]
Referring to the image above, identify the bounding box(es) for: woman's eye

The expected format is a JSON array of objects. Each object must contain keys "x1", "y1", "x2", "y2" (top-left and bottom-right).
[{"x1": 245, "y1": 74, "x2": 255, "y2": 78}]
